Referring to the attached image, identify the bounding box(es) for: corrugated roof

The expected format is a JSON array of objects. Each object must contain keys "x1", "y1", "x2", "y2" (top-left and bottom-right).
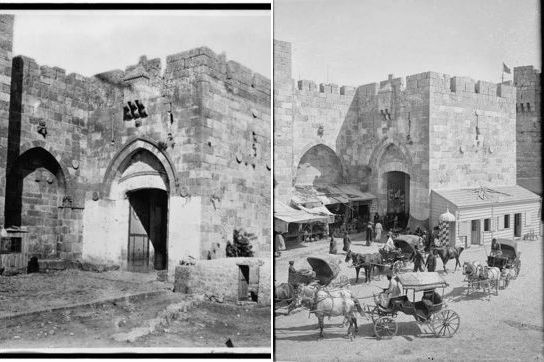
[
  {"x1": 293, "y1": 184, "x2": 375, "y2": 206},
  {"x1": 273, "y1": 201, "x2": 331, "y2": 224},
  {"x1": 433, "y1": 185, "x2": 540, "y2": 208}
]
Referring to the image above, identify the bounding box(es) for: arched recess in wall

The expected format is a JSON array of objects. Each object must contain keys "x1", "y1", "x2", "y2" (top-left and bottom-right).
[
  {"x1": 101, "y1": 137, "x2": 178, "y2": 200},
  {"x1": 294, "y1": 144, "x2": 344, "y2": 186},
  {"x1": 4, "y1": 147, "x2": 68, "y2": 257},
  {"x1": 369, "y1": 140, "x2": 414, "y2": 224}
]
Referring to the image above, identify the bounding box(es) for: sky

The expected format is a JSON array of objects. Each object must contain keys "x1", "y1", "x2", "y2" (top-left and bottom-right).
[
  {"x1": 8, "y1": 10, "x2": 271, "y2": 77},
  {"x1": 274, "y1": 0, "x2": 541, "y2": 86}
]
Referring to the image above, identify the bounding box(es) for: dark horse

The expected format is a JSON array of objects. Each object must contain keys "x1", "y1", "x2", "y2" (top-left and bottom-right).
[
  {"x1": 345, "y1": 250, "x2": 383, "y2": 283},
  {"x1": 434, "y1": 246, "x2": 464, "y2": 272}
]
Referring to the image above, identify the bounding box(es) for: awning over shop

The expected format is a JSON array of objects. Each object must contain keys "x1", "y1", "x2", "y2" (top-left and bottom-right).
[
  {"x1": 274, "y1": 202, "x2": 332, "y2": 233},
  {"x1": 432, "y1": 185, "x2": 541, "y2": 208},
  {"x1": 293, "y1": 184, "x2": 376, "y2": 206}
]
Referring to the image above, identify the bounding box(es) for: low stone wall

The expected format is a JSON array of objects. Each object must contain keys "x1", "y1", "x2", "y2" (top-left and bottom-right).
[{"x1": 174, "y1": 257, "x2": 270, "y2": 306}]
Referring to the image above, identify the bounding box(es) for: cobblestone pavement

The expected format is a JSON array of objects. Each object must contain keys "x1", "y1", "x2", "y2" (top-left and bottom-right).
[
  {"x1": 0, "y1": 270, "x2": 170, "y2": 318},
  {"x1": 275, "y1": 235, "x2": 544, "y2": 361}
]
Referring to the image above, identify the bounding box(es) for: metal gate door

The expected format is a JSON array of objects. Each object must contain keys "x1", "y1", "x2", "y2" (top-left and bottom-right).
[{"x1": 128, "y1": 194, "x2": 150, "y2": 272}]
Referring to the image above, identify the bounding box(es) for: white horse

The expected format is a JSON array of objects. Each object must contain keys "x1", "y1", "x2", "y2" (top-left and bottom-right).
[
  {"x1": 462, "y1": 261, "x2": 482, "y2": 279},
  {"x1": 476, "y1": 265, "x2": 501, "y2": 295},
  {"x1": 297, "y1": 284, "x2": 366, "y2": 340}
]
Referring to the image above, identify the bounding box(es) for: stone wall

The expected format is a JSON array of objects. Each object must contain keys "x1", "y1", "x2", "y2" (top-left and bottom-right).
[
  {"x1": 274, "y1": 39, "x2": 519, "y2": 226},
  {"x1": 0, "y1": 14, "x2": 14, "y2": 227},
  {"x1": 174, "y1": 257, "x2": 271, "y2": 306},
  {"x1": 1, "y1": 15, "x2": 270, "y2": 272},
  {"x1": 515, "y1": 65, "x2": 541, "y2": 194},
  {"x1": 273, "y1": 40, "x2": 294, "y2": 202},
  {"x1": 428, "y1": 74, "x2": 516, "y2": 190}
]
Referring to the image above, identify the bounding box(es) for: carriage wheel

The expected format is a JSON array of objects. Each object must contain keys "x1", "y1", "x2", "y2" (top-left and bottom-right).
[
  {"x1": 430, "y1": 309, "x2": 460, "y2": 337},
  {"x1": 373, "y1": 316, "x2": 398, "y2": 339}
]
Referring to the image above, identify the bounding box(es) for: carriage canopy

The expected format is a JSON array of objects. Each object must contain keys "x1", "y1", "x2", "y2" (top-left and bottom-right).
[
  {"x1": 394, "y1": 235, "x2": 422, "y2": 254},
  {"x1": 306, "y1": 256, "x2": 340, "y2": 285},
  {"x1": 396, "y1": 272, "x2": 448, "y2": 292},
  {"x1": 495, "y1": 238, "x2": 518, "y2": 259}
]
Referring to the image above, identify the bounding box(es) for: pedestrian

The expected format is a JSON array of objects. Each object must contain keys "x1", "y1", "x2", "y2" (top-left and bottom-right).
[
  {"x1": 288, "y1": 260, "x2": 296, "y2": 274},
  {"x1": 366, "y1": 222, "x2": 373, "y2": 246},
  {"x1": 342, "y1": 231, "x2": 351, "y2": 252},
  {"x1": 412, "y1": 244, "x2": 425, "y2": 272},
  {"x1": 374, "y1": 212, "x2": 380, "y2": 225},
  {"x1": 274, "y1": 233, "x2": 286, "y2": 257},
  {"x1": 425, "y1": 249, "x2": 437, "y2": 272},
  {"x1": 303, "y1": 229, "x2": 310, "y2": 243},
  {"x1": 329, "y1": 235, "x2": 337, "y2": 254},
  {"x1": 375, "y1": 221, "x2": 383, "y2": 243},
  {"x1": 393, "y1": 215, "x2": 398, "y2": 230}
]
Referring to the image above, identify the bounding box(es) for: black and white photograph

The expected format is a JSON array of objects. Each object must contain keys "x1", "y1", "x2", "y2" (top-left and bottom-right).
[
  {"x1": 273, "y1": 0, "x2": 542, "y2": 360},
  {"x1": 0, "y1": 5, "x2": 271, "y2": 354}
]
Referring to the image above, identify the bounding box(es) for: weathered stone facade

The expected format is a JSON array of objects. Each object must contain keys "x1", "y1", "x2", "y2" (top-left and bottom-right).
[
  {"x1": 0, "y1": 15, "x2": 271, "y2": 275},
  {"x1": 515, "y1": 65, "x2": 541, "y2": 195},
  {"x1": 274, "y1": 39, "x2": 518, "y2": 227}
]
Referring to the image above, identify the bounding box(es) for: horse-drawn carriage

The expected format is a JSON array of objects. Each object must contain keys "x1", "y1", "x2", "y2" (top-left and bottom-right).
[
  {"x1": 487, "y1": 239, "x2": 521, "y2": 285},
  {"x1": 275, "y1": 256, "x2": 342, "y2": 314},
  {"x1": 364, "y1": 272, "x2": 460, "y2": 339},
  {"x1": 393, "y1": 235, "x2": 423, "y2": 263}
]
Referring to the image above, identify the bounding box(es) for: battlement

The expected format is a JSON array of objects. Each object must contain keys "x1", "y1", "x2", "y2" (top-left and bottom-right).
[
  {"x1": 165, "y1": 46, "x2": 270, "y2": 96},
  {"x1": 13, "y1": 55, "x2": 91, "y2": 87},
  {"x1": 357, "y1": 71, "x2": 515, "y2": 100},
  {"x1": 296, "y1": 79, "x2": 356, "y2": 98}
]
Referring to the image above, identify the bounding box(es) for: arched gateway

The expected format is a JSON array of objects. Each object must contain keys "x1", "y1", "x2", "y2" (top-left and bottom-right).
[{"x1": 84, "y1": 138, "x2": 178, "y2": 272}]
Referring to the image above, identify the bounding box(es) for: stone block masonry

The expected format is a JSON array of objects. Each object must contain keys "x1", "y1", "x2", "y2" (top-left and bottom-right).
[
  {"x1": 174, "y1": 257, "x2": 271, "y2": 306},
  {"x1": 0, "y1": 14, "x2": 271, "y2": 280},
  {"x1": 274, "y1": 39, "x2": 521, "y2": 228},
  {"x1": 514, "y1": 65, "x2": 541, "y2": 194}
]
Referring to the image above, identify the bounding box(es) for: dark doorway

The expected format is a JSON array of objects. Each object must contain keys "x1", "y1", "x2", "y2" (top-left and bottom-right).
[
  {"x1": 238, "y1": 265, "x2": 250, "y2": 301},
  {"x1": 514, "y1": 213, "x2": 522, "y2": 237},
  {"x1": 127, "y1": 189, "x2": 168, "y2": 272},
  {"x1": 385, "y1": 171, "x2": 410, "y2": 228},
  {"x1": 471, "y1": 220, "x2": 480, "y2": 245}
]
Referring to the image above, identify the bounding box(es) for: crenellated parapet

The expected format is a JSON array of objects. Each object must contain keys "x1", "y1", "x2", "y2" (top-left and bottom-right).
[{"x1": 165, "y1": 46, "x2": 270, "y2": 105}]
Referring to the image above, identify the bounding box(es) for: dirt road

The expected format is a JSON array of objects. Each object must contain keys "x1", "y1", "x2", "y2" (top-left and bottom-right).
[
  {"x1": 0, "y1": 292, "x2": 270, "y2": 350},
  {"x1": 274, "y1": 237, "x2": 543, "y2": 361}
]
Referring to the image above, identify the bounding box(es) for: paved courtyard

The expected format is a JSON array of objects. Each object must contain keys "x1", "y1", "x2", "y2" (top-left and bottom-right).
[{"x1": 274, "y1": 235, "x2": 544, "y2": 361}]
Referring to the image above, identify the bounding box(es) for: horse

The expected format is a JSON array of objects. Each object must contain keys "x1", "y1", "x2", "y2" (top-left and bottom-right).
[
  {"x1": 479, "y1": 266, "x2": 501, "y2": 295},
  {"x1": 296, "y1": 284, "x2": 366, "y2": 340},
  {"x1": 274, "y1": 283, "x2": 298, "y2": 315},
  {"x1": 500, "y1": 267, "x2": 516, "y2": 288},
  {"x1": 462, "y1": 261, "x2": 482, "y2": 279},
  {"x1": 345, "y1": 250, "x2": 383, "y2": 283},
  {"x1": 434, "y1": 246, "x2": 464, "y2": 272}
]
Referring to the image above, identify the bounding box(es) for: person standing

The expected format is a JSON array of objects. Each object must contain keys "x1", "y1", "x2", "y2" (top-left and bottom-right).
[
  {"x1": 366, "y1": 222, "x2": 373, "y2": 246},
  {"x1": 425, "y1": 249, "x2": 437, "y2": 272},
  {"x1": 375, "y1": 221, "x2": 383, "y2": 243},
  {"x1": 342, "y1": 232, "x2": 351, "y2": 252},
  {"x1": 412, "y1": 245, "x2": 425, "y2": 272},
  {"x1": 329, "y1": 235, "x2": 337, "y2": 254},
  {"x1": 274, "y1": 232, "x2": 286, "y2": 257}
]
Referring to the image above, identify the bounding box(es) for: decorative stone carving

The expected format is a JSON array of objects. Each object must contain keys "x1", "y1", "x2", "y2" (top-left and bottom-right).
[
  {"x1": 71, "y1": 160, "x2": 79, "y2": 169},
  {"x1": 62, "y1": 195, "x2": 73, "y2": 208},
  {"x1": 37, "y1": 120, "x2": 47, "y2": 138},
  {"x1": 92, "y1": 191, "x2": 99, "y2": 201}
]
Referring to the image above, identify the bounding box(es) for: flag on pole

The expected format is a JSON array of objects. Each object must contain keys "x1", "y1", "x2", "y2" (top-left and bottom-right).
[{"x1": 503, "y1": 63, "x2": 511, "y2": 74}]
